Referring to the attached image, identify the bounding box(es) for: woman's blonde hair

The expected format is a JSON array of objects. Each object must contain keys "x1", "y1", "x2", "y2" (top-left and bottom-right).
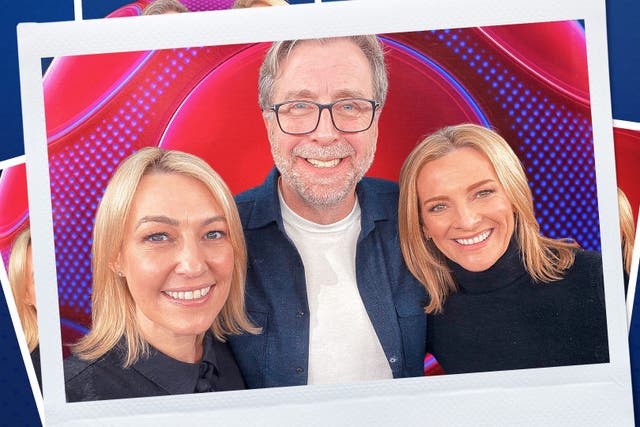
[
  {"x1": 73, "y1": 147, "x2": 259, "y2": 366},
  {"x1": 617, "y1": 187, "x2": 635, "y2": 275},
  {"x1": 8, "y1": 227, "x2": 38, "y2": 352},
  {"x1": 399, "y1": 123, "x2": 578, "y2": 313},
  {"x1": 141, "y1": 0, "x2": 188, "y2": 15},
  {"x1": 232, "y1": 0, "x2": 289, "y2": 9}
]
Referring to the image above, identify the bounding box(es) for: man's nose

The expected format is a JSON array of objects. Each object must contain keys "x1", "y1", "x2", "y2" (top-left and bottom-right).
[{"x1": 311, "y1": 107, "x2": 339, "y2": 143}]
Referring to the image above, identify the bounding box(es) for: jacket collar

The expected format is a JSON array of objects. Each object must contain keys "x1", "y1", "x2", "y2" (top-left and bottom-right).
[{"x1": 245, "y1": 167, "x2": 389, "y2": 239}]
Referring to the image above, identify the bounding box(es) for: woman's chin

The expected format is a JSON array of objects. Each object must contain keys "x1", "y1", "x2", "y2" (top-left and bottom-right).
[{"x1": 450, "y1": 254, "x2": 500, "y2": 272}]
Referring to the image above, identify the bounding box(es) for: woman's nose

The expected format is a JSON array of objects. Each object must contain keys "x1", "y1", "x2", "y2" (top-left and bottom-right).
[
  {"x1": 453, "y1": 203, "x2": 481, "y2": 230},
  {"x1": 174, "y1": 240, "x2": 207, "y2": 277}
]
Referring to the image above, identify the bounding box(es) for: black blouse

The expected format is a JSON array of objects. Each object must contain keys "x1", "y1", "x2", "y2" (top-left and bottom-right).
[
  {"x1": 30, "y1": 345, "x2": 42, "y2": 393},
  {"x1": 426, "y1": 239, "x2": 609, "y2": 374},
  {"x1": 64, "y1": 332, "x2": 245, "y2": 402}
]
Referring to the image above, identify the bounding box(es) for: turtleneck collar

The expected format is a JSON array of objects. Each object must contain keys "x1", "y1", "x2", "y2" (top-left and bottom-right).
[{"x1": 446, "y1": 236, "x2": 528, "y2": 294}]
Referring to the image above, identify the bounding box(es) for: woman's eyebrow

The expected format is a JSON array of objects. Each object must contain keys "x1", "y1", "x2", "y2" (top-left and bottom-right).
[
  {"x1": 421, "y1": 179, "x2": 497, "y2": 206},
  {"x1": 135, "y1": 215, "x2": 178, "y2": 229},
  {"x1": 201, "y1": 216, "x2": 227, "y2": 226},
  {"x1": 135, "y1": 215, "x2": 227, "y2": 229},
  {"x1": 467, "y1": 179, "x2": 496, "y2": 192}
]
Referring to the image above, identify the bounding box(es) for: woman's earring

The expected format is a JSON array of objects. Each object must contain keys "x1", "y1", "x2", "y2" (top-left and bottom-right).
[{"x1": 117, "y1": 272, "x2": 125, "y2": 278}]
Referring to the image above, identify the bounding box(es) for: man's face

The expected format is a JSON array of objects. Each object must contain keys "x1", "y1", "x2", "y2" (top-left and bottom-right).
[{"x1": 265, "y1": 38, "x2": 380, "y2": 213}]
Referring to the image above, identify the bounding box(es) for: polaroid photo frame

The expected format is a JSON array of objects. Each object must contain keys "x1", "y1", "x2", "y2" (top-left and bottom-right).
[
  {"x1": 628, "y1": 199, "x2": 640, "y2": 325},
  {"x1": 17, "y1": 0, "x2": 633, "y2": 425},
  {"x1": 617, "y1": 121, "x2": 640, "y2": 319},
  {"x1": 0, "y1": 158, "x2": 44, "y2": 423}
]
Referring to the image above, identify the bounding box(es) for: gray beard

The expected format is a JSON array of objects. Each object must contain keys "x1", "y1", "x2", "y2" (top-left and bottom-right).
[{"x1": 271, "y1": 143, "x2": 375, "y2": 209}]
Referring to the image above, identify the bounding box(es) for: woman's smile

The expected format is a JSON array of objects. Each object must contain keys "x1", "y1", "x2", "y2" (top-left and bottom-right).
[{"x1": 418, "y1": 147, "x2": 515, "y2": 272}]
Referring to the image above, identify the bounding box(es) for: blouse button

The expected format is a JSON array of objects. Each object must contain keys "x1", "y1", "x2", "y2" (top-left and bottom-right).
[
  {"x1": 295, "y1": 367, "x2": 304, "y2": 374},
  {"x1": 296, "y1": 311, "x2": 305, "y2": 318},
  {"x1": 389, "y1": 356, "x2": 398, "y2": 364}
]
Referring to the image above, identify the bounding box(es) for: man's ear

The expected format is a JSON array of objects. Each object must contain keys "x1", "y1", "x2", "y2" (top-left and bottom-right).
[{"x1": 262, "y1": 110, "x2": 276, "y2": 136}]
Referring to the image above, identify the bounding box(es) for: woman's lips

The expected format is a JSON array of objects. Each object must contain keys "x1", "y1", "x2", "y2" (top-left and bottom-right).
[
  {"x1": 454, "y1": 229, "x2": 492, "y2": 246},
  {"x1": 162, "y1": 284, "x2": 213, "y2": 301}
]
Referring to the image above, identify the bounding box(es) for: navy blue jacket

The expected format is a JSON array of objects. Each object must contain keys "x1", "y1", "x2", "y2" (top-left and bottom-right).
[{"x1": 228, "y1": 168, "x2": 427, "y2": 388}]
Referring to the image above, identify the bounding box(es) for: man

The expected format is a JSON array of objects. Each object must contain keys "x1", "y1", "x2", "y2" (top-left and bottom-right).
[{"x1": 228, "y1": 35, "x2": 427, "y2": 388}]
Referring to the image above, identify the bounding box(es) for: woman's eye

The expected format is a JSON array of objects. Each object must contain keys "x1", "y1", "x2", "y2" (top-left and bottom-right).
[
  {"x1": 428, "y1": 203, "x2": 446, "y2": 213},
  {"x1": 145, "y1": 232, "x2": 169, "y2": 242},
  {"x1": 476, "y1": 189, "x2": 495, "y2": 198},
  {"x1": 205, "y1": 230, "x2": 225, "y2": 240}
]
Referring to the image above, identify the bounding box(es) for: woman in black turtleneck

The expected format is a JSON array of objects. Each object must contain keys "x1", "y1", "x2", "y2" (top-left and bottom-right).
[{"x1": 398, "y1": 124, "x2": 608, "y2": 374}]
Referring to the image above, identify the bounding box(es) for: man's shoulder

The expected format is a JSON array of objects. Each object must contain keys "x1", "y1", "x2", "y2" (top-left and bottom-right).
[
  {"x1": 358, "y1": 177, "x2": 400, "y2": 216},
  {"x1": 234, "y1": 170, "x2": 276, "y2": 213},
  {"x1": 235, "y1": 184, "x2": 263, "y2": 206},
  {"x1": 234, "y1": 182, "x2": 270, "y2": 229},
  {"x1": 360, "y1": 176, "x2": 399, "y2": 193}
]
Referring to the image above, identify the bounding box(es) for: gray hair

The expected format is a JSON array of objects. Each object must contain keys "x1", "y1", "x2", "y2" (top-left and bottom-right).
[{"x1": 258, "y1": 35, "x2": 388, "y2": 110}]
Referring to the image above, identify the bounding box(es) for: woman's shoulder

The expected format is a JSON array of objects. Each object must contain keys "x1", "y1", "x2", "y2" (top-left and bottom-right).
[
  {"x1": 569, "y1": 249, "x2": 603, "y2": 278},
  {"x1": 573, "y1": 248, "x2": 602, "y2": 263},
  {"x1": 561, "y1": 248, "x2": 605, "y2": 304},
  {"x1": 64, "y1": 354, "x2": 99, "y2": 402},
  {"x1": 64, "y1": 349, "x2": 124, "y2": 402},
  {"x1": 64, "y1": 353, "x2": 100, "y2": 381}
]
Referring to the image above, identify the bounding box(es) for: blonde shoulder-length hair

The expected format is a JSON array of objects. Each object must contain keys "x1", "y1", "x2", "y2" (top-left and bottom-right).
[
  {"x1": 617, "y1": 187, "x2": 635, "y2": 275},
  {"x1": 232, "y1": 0, "x2": 289, "y2": 9},
  {"x1": 8, "y1": 227, "x2": 38, "y2": 352},
  {"x1": 399, "y1": 123, "x2": 578, "y2": 314},
  {"x1": 73, "y1": 147, "x2": 259, "y2": 366}
]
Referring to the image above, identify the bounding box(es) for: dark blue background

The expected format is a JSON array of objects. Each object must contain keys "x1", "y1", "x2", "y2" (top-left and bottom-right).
[{"x1": 1, "y1": 1, "x2": 639, "y2": 425}]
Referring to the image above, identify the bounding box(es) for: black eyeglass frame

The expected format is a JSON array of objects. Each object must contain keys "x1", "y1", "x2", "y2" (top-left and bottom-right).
[{"x1": 268, "y1": 98, "x2": 380, "y2": 135}]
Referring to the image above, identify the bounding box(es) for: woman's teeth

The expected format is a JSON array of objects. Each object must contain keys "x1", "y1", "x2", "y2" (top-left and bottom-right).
[
  {"x1": 163, "y1": 285, "x2": 212, "y2": 300},
  {"x1": 455, "y1": 230, "x2": 491, "y2": 245}
]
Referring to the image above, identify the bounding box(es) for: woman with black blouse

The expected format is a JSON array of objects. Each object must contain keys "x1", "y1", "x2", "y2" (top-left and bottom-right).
[
  {"x1": 8, "y1": 227, "x2": 41, "y2": 390},
  {"x1": 64, "y1": 148, "x2": 259, "y2": 401},
  {"x1": 398, "y1": 124, "x2": 608, "y2": 374}
]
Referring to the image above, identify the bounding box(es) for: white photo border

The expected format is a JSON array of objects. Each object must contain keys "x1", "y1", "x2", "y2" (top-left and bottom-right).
[
  {"x1": 17, "y1": 0, "x2": 633, "y2": 425},
  {"x1": 0, "y1": 158, "x2": 44, "y2": 424},
  {"x1": 615, "y1": 121, "x2": 640, "y2": 320}
]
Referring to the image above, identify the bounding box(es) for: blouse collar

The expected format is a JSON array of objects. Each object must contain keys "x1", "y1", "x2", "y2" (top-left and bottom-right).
[{"x1": 130, "y1": 331, "x2": 219, "y2": 395}]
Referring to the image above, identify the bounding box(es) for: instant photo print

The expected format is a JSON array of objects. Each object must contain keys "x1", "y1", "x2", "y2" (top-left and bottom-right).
[
  {"x1": 16, "y1": 0, "x2": 633, "y2": 425},
  {"x1": 0, "y1": 158, "x2": 43, "y2": 422}
]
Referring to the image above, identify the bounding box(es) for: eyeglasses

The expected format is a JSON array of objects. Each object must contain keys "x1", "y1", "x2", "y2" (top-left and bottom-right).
[{"x1": 268, "y1": 98, "x2": 380, "y2": 135}]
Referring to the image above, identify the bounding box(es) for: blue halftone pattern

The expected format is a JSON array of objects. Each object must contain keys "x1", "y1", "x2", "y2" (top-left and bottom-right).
[
  {"x1": 183, "y1": 0, "x2": 234, "y2": 11},
  {"x1": 426, "y1": 28, "x2": 599, "y2": 251},
  {"x1": 51, "y1": 48, "x2": 203, "y2": 317}
]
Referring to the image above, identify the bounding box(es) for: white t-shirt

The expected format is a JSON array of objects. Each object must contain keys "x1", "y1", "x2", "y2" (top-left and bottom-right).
[{"x1": 279, "y1": 191, "x2": 393, "y2": 384}]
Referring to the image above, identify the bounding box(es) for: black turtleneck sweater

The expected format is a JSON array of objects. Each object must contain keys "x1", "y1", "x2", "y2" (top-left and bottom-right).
[{"x1": 426, "y1": 240, "x2": 609, "y2": 374}]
